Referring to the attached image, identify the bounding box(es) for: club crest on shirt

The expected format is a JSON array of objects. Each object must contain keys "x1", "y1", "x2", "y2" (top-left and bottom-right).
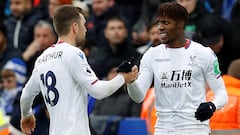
[
  {"x1": 188, "y1": 55, "x2": 197, "y2": 66},
  {"x1": 84, "y1": 66, "x2": 94, "y2": 76}
]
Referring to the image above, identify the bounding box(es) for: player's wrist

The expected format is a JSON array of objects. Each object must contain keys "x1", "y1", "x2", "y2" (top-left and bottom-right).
[
  {"x1": 195, "y1": 101, "x2": 216, "y2": 122},
  {"x1": 116, "y1": 73, "x2": 126, "y2": 84},
  {"x1": 208, "y1": 102, "x2": 216, "y2": 112}
]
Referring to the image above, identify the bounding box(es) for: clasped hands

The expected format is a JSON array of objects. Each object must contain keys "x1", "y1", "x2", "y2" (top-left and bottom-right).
[{"x1": 117, "y1": 57, "x2": 138, "y2": 83}]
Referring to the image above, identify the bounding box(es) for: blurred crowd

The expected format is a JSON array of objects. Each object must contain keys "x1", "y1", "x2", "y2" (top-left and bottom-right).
[{"x1": 0, "y1": 0, "x2": 240, "y2": 135}]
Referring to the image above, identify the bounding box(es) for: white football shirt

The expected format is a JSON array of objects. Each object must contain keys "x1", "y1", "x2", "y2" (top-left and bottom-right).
[
  {"x1": 128, "y1": 40, "x2": 227, "y2": 133},
  {"x1": 21, "y1": 42, "x2": 125, "y2": 135}
]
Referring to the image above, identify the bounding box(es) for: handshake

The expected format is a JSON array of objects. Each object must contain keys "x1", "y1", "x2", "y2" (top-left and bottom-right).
[{"x1": 117, "y1": 57, "x2": 135, "y2": 73}]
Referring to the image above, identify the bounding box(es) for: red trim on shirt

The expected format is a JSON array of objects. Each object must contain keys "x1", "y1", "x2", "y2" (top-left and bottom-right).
[
  {"x1": 216, "y1": 75, "x2": 221, "y2": 79},
  {"x1": 50, "y1": 41, "x2": 65, "y2": 47},
  {"x1": 165, "y1": 39, "x2": 191, "y2": 49},
  {"x1": 184, "y1": 39, "x2": 191, "y2": 49},
  {"x1": 91, "y1": 79, "x2": 98, "y2": 85},
  {"x1": 57, "y1": 41, "x2": 65, "y2": 44}
]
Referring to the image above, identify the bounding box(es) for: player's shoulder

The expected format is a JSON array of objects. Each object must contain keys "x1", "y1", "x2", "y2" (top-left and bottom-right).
[
  {"x1": 140, "y1": 44, "x2": 165, "y2": 63},
  {"x1": 36, "y1": 42, "x2": 86, "y2": 63},
  {"x1": 52, "y1": 42, "x2": 84, "y2": 56},
  {"x1": 59, "y1": 42, "x2": 87, "y2": 61},
  {"x1": 57, "y1": 42, "x2": 79, "y2": 51},
  {"x1": 189, "y1": 40, "x2": 218, "y2": 62},
  {"x1": 144, "y1": 44, "x2": 165, "y2": 55},
  {"x1": 189, "y1": 40, "x2": 213, "y2": 54}
]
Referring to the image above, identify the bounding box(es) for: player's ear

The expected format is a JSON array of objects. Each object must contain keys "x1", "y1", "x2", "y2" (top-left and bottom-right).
[
  {"x1": 177, "y1": 21, "x2": 185, "y2": 29},
  {"x1": 72, "y1": 22, "x2": 79, "y2": 34}
]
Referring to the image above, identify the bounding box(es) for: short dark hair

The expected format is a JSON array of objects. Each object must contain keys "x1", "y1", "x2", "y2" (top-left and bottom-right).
[
  {"x1": 53, "y1": 5, "x2": 83, "y2": 36},
  {"x1": 155, "y1": 2, "x2": 189, "y2": 23}
]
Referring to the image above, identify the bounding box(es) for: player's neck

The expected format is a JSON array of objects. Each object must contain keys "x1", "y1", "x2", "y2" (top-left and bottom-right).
[
  {"x1": 58, "y1": 36, "x2": 75, "y2": 46},
  {"x1": 167, "y1": 37, "x2": 186, "y2": 48}
]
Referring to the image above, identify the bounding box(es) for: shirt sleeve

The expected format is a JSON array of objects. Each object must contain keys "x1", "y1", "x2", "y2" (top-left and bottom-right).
[
  {"x1": 127, "y1": 49, "x2": 154, "y2": 103},
  {"x1": 20, "y1": 68, "x2": 41, "y2": 118},
  {"x1": 204, "y1": 48, "x2": 228, "y2": 110},
  {"x1": 69, "y1": 50, "x2": 125, "y2": 99},
  {"x1": 69, "y1": 50, "x2": 98, "y2": 89}
]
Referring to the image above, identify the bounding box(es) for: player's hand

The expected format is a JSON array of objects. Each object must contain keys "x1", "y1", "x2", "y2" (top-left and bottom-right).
[
  {"x1": 117, "y1": 57, "x2": 135, "y2": 73},
  {"x1": 21, "y1": 114, "x2": 36, "y2": 135},
  {"x1": 195, "y1": 102, "x2": 216, "y2": 122},
  {"x1": 121, "y1": 65, "x2": 138, "y2": 83}
]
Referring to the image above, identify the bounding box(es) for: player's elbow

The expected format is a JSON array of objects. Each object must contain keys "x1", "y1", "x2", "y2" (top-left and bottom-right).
[
  {"x1": 223, "y1": 93, "x2": 228, "y2": 106},
  {"x1": 214, "y1": 89, "x2": 229, "y2": 109},
  {"x1": 127, "y1": 82, "x2": 145, "y2": 103},
  {"x1": 221, "y1": 88, "x2": 228, "y2": 107},
  {"x1": 90, "y1": 91, "x2": 110, "y2": 100},
  {"x1": 128, "y1": 88, "x2": 145, "y2": 103},
  {"x1": 20, "y1": 93, "x2": 27, "y2": 106},
  {"x1": 93, "y1": 94, "x2": 106, "y2": 100},
  {"x1": 133, "y1": 98, "x2": 144, "y2": 103},
  {"x1": 130, "y1": 95, "x2": 145, "y2": 103}
]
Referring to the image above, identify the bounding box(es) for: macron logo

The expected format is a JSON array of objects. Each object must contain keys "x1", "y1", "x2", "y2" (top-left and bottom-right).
[{"x1": 77, "y1": 52, "x2": 84, "y2": 60}]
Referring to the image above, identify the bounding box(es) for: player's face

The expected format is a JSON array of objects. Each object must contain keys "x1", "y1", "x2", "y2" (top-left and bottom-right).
[
  {"x1": 157, "y1": 17, "x2": 180, "y2": 45},
  {"x1": 75, "y1": 14, "x2": 87, "y2": 48}
]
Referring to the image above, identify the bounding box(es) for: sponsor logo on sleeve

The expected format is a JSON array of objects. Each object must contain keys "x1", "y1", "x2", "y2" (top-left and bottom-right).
[
  {"x1": 84, "y1": 66, "x2": 94, "y2": 76},
  {"x1": 214, "y1": 60, "x2": 221, "y2": 76},
  {"x1": 77, "y1": 52, "x2": 84, "y2": 60}
]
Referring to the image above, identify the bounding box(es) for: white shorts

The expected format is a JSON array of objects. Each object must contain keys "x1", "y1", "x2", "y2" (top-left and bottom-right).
[{"x1": 154, "y1": 130, "x2": 209, "y2": 135}]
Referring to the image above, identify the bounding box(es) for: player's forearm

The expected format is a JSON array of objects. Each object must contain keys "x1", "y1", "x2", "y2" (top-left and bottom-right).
[
  {"x1": 20, "y1": 72, "x2": 41, "y2": 118},
  {"x1": 212, "y1": 88, "x2": 228, "y2": 110},
  {"x1": 20, "y1": 89, "x2": 35, "y2": 118},
  {"x1": 127, "y1": 69, "x2": 153, "y2": 103},
  {"x1": 127, "y1": 81, "x2": 145, "y2": 103},
  {"x1": 86, "y1": 74, "x2": 125, "y2": 100},
  {"x1": 209, "y1": 77, "x2": 228, "y2": 110}
]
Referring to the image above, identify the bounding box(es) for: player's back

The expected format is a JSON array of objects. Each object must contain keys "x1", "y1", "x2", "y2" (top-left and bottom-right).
[{"x1": 35, "y1": 42, "x2": 91, "y2": 135}]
